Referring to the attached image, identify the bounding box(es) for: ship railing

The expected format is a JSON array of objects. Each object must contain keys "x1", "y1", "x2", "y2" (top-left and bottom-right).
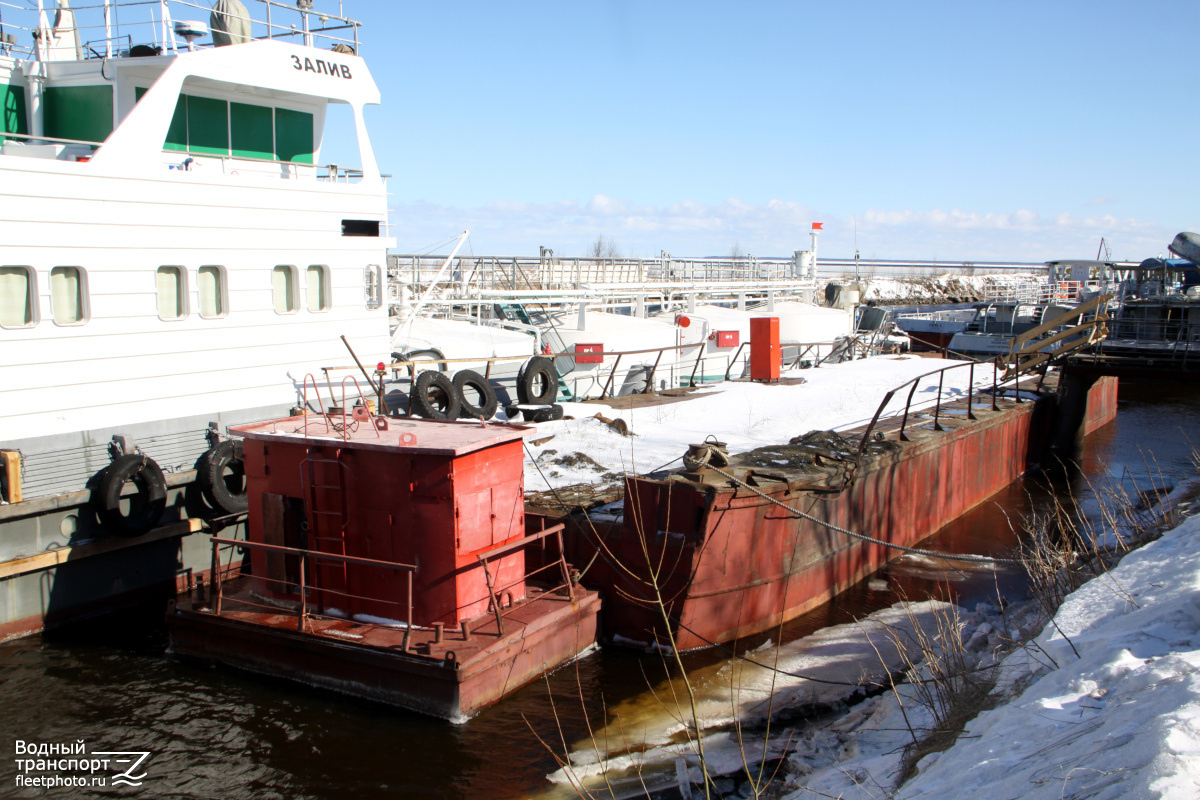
[
  {"x1": 857, "y1": 359, "x2": 1010, "y2": 456},
  {"x1": 207, "y1": 523, "x2": 578, "y2": 644},
  {"x1": 0, "y1": 0, "x2": 360, "y2": 61},
  {"x1": 474, "y1": 522, "x2": 574, "y2": 636},
  {"x1": 328, "y1": 334, "x2": 882, "y2": 406},
  {"x1": 387, "y1": 253, "x2": 814, "y2": 294},
  {"x1": 1078, "y1": 318, "x2": 1200, "y2": 368},
  {"x1": 0, "y1": 130, "x2": 105, "y2": 152},
  {"x1": 207, "y1": 536, "x2": 420, "y2": 645}
]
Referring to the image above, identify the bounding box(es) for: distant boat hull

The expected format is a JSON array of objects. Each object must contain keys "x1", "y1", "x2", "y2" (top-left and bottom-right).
[{"x1": 1169, "y1": 232, "x2": 1200, "y2": 265}]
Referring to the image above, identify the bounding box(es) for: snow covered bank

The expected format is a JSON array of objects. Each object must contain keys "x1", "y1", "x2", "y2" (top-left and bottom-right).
[
  {"x1": 542, "y1": 601, "x2": 960, "y2": 799},
  {"x1": 532, "y1": 491, "x2": 1200, "y2": 800},
  {"x1": 787, "y1": 511, "x2": 1200, "y2": 800}
]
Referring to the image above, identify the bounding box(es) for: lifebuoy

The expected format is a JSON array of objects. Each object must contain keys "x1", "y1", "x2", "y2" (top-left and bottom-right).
[
  {"x1": 452, "y1": 370, "x2": 499, "y2": 420},
  {"x1": 410, "y1": 371, "x2": 461, "y2": 420},
  {"x1": 517, "y1": 356, "x2": 559, "y2": 405},
  {"x1": 197, "y1": 439, "x2": 248, "y2": 514},
  {"x1": 93, "y1": 454, "x2": 167, "y2": 537}
]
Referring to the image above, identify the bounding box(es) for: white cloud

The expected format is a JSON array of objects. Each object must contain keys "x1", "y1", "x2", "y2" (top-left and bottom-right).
[{"x1": 390, "y1": 195, "x2": 1173, "y2": 262}]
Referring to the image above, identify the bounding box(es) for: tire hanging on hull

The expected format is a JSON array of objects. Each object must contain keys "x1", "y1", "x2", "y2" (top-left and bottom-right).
[
  {"x1": 197, "y1": 439, "x2": 248, "y2": 515},
  {"x1": 517, "y1": 356, "x2": 559, "y2": 405},
  {"x1": 93, "y1": 454, "x2": 168, "y2": 537}
]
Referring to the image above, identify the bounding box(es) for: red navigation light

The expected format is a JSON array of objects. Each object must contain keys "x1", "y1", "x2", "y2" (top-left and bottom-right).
[{"x1": 376, "y1": 362, "x2": 386, "y2": 371}]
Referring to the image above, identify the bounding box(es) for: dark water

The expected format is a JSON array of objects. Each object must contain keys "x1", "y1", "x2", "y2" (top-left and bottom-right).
[{"x1": 2, "y1": 380, "x2": 1197, "y2": 799}]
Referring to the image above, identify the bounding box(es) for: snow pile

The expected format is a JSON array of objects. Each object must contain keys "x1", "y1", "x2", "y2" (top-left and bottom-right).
[
  {"x1": 519, "y1": 354, "x2": 996, "y2": 492},
  {"x1": 840, "y1": 273, "x2": 1044, "y2": 304},
  {"x1": 788, "y1": 513, "x2": 1200, "y2": 800}
]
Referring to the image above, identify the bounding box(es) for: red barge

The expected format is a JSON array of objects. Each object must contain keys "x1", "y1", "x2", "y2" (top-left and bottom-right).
[
  {"x1": 168, "y1": 407, "x2": 599, "y2": 722},
  {"x1": 545, "y1": 370, "x2": 1118, "y2": 651}
]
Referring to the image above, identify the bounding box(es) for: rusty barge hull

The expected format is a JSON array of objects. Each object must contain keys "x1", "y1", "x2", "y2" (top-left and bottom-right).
[
  {"x1": 169, "y1": 583, "x2": 600, "y2": 722},
  {"x1": 584, "y1": 375, "x2": 1119, "y2": 651}
]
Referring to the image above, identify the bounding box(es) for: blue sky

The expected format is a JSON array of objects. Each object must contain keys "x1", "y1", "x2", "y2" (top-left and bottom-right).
[{"x1": 333, "y1": 1, "x2": 1197, "y2": 262}]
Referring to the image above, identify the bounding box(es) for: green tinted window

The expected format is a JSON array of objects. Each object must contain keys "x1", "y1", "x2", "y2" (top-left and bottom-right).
[
  {"x1": 43, "y1": 85, "x2": 113, "y2": 143},
  {"x1": 275, "y1": 108, "x2": 313, "y2": 164},
  {"x1": 2, "y1": 84, "x2": 28, "y2": 141},
  {"x1": 135, "y1": 86, "x2": 187, "y2": 151},
  {"x1": 231, "y1": 102, "x2": 273, "y2": 160},
  {"x1": 186, "y1": 95, "x2": 228, "y2": 155},
  {"x1": 165, "y1": 96, "x2": 188, "y2": 152}
]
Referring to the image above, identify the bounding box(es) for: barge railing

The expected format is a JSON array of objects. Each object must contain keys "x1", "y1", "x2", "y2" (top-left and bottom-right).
[
  {"x1": 475, "y1": 523, "x2": 573, "y2": 636},
  {"x1": 326, "y1": 335, "x2": 882, "y2": 406},
  {"x1": 857, "y1": 360, "x2": 1005, "y2": 455},
  {"x1": 208, "y1": 536, "x2": 419, "y2": 643},
  {"x1": 207, "y1": 525, "x2": 581, "y2": 644}
]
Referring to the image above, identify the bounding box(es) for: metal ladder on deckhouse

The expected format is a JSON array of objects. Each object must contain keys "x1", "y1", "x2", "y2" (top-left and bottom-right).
[{"x1": 301, "y1": 448, "x2": 351, "y2": 612}]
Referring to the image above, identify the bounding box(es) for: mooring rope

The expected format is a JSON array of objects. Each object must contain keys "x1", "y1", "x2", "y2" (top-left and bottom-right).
[{"x1": 706, "y1": 463, "x2": 1023, "y2": 566}]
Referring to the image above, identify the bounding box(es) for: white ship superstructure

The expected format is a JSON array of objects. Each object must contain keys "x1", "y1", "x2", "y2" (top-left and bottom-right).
[
  {"x1": 1, "y1": 0, "x2": 392, "y2": 496},
  {"x1": 0, "y1": 0, "x2": 392, "y2": 639}
]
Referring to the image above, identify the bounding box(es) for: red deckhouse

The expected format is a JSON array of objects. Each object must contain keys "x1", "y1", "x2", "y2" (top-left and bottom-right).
[{"x1": 170, "y1": 406, "x2": 599, "y2": 721}]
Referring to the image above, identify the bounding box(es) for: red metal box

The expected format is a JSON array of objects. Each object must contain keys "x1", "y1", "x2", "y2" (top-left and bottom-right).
[{"x1": 575, "y1": 343, "x2": 604, "y2": 364}]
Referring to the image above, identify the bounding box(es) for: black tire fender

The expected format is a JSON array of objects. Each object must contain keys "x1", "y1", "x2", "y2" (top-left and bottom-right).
[
  {"x1": 452, "y1": 370, "x2": 499, "y2": 420},
  {"x1": 523, "y1": 403, "x2": 565, "y2": 423},
  {"x1": 517, "y1": 356, "x2": 559, "y2": 405},
  {"x1": 198, "y1": 439, "x2": 248, "y2": 514},
  {"x1": 94, "y1": 454, "x2": 167, "y2": 538},
  {"x1": 410, "y1": 371, "x2": 462, "y2": 420}
]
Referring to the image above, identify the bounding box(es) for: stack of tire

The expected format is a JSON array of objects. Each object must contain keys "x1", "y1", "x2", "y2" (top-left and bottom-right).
[{"x1": 405, "y1": 354, "x2": 563, "y2": 423}]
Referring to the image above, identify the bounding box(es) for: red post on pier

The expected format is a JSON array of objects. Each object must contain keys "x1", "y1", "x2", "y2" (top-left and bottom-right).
[{"x1": 749, "y1": 317, "x2": 780, "y2": 382}]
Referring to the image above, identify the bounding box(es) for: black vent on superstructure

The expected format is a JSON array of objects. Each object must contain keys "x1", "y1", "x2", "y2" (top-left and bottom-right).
[{"x1": 341, "y1": 219, "x2": 380, "y2": 237}]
